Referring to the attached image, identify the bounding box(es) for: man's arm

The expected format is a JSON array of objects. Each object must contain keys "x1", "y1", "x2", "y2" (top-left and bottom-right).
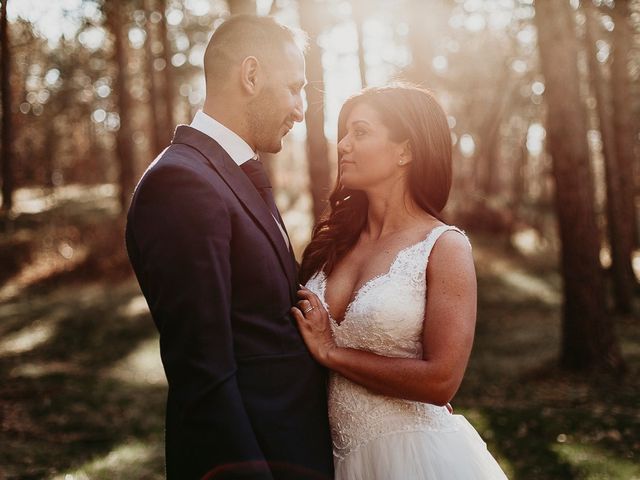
[{"x1": 128, "y1": 162, "x2": 272, "y2": 480}]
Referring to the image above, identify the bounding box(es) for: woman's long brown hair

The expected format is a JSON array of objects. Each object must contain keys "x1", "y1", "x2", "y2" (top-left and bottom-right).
[{"x1": 299, "y1": 84, "x2": 452, "y2": 284}]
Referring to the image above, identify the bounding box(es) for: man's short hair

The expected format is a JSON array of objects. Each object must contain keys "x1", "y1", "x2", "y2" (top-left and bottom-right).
[{"x1": 204, "y1": 14, "x2": 308, "y2": 86}]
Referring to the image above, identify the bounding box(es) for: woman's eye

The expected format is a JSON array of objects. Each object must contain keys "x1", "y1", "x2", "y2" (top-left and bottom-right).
[{"x1": 353, "y1": 129, "x2": 366, "y2": 137}]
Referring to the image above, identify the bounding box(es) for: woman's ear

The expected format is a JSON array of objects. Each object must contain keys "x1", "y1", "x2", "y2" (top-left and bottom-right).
[
  {"x1": 240, "y1": 56, "x2": 260, "y2": 94},
  {"x1": 398, "y1": 140, "x2": 413, "y2": 166}
]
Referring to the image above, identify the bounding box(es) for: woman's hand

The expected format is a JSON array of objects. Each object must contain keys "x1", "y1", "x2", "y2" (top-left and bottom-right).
[{"x1": 291, "y1": 286, "x2": 337, "y2": 366}]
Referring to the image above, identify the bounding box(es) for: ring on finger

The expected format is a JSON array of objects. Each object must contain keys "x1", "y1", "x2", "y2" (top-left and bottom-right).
[{"x1": 303, "y1": 305, "x2": 316, "y2": 314}]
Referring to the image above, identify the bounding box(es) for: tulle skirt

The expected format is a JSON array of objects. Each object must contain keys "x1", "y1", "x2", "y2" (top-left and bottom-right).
[{"x1": 334, "y1": 415, "x2": 508, "y2": 480}]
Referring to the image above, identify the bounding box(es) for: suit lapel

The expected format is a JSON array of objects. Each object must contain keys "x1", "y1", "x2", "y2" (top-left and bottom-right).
[{"x1": 171, "y1": 126, "x2": 298, "y2": 291}]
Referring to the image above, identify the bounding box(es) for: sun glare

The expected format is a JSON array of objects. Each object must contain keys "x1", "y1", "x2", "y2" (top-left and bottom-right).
[
  {"x1": 106, "y1": 337, "x2": 166, "y2": 386},
  {"x1": 52, "y1": 440, "x2": 162, "y2": 480},
  {"x1": 0, "y1": 321, "x2": 56, "y2": 356}
]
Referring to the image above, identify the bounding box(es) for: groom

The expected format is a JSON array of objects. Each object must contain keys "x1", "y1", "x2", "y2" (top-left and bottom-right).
[{"x1": 125, "y1": 15, "x2": 333, "y2": 480}]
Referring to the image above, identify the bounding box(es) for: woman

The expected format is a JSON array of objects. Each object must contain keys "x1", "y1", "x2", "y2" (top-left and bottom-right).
[{"x1": 291, "y1": 85, "x2": 508, "y2": 479}]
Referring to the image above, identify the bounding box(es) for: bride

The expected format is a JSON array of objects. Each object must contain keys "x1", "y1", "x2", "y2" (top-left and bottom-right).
[{"x1": 291, "y1": 85, "x2": 508, "y2": 479}]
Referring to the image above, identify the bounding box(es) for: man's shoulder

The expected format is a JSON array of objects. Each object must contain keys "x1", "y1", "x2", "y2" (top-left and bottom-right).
[
  {"x1": 152, "y1": 142, "x2": 209, "y2": 173},
  {"x1": 140, "y1": 142, "x2": 226, "y2": 186},
  {"x1": 131, "y1": 144, "x2": 234, "y2": 210}
]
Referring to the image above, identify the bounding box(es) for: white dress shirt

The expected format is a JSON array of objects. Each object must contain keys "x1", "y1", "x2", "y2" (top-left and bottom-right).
[{"x1": 190, "y1": 110, "x2": 290, "y2": 249}]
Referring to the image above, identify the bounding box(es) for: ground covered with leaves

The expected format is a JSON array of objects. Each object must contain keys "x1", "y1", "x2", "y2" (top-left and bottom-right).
[{"x1": 1, "y1": 185, "x2": 638, "y2": 479}]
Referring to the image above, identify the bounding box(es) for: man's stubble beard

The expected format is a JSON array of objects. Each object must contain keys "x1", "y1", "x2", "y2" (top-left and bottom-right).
[{"x1": 247, "y1": 88, "x2": 284, "y2": 154}]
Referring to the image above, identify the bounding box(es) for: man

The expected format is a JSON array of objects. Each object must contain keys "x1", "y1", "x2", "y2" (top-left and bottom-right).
[{"x1": 125, "y1": 15, "x2": 333, "y2": 480}]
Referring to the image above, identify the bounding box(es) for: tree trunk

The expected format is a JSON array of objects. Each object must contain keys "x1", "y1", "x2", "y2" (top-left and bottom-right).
[
  {"x1": 610, "y1": 1, "x2": 639, "y2": 253},
  {"x1": 509, "y1": 131, "x2": 529, "y2": 223},
  {"x1": 534, "y1": 0, "x2": 624, "y2": 372},
  {"x1": 228, "y1": 0, "x2": 255, "y2": 15},
  {"x1": 406, "y1": 0, "x2": 452, "y2": 88},
  {"x1": 584, "y1": 2, "x2": 635, "y2": 313},
  {"x1": 105, "y1": 2, "x2": 136, "y2": 213},
  {"x1": 43, "y1": 121, "x2": 56, "y2": 187},
  {"x1": 475, "y1": 70, "x2": 512, "y2": 199},
  {"x1": 352, "y1": 0, "x2": 367, "y2": 88},
  {"x1": 144, "y1": 0, "x2": 163, "y2": 157},
  {"x1": 298, "y1": 0, "x2": 331, "y2": 223},
  {"x1": 407, "y1": 0, "x2": 436, "y2": 86},
  {"x1": 157, "y1": 0, "x2": 175, "y2": 146},
  {"x1": 1, "y1": 0, "x2": 13, "y2": 212}
]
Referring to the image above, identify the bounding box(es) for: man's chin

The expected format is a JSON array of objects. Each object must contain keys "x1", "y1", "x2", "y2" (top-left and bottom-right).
[{"x1": 260, "y1": 139, "x2": 284, "y2": 154}]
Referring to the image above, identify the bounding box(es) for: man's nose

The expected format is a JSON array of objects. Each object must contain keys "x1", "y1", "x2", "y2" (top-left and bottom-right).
[{"x1": 292, "y1": 94, "x2": 304, "y2": 122}]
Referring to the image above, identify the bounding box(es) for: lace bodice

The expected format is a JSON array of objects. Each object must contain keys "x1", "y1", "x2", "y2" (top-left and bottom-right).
[{"x1": 306, "y1": 225, "x2": 471, "y2": 461}]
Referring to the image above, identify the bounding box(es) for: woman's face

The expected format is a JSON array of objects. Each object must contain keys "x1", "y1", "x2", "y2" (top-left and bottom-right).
[{"x1": 337, "y1": 102, "x2": 407, "y2": 191}]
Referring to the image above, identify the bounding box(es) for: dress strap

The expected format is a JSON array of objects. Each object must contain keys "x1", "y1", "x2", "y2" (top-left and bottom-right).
[{"x1": 423, "y1": 225, "x2": 471, "y2": 266}]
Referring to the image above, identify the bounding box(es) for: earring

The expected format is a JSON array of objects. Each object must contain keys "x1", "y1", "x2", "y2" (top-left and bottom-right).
[{"x1": 398, "y1": 160, "x2": 404, "y2": 165}]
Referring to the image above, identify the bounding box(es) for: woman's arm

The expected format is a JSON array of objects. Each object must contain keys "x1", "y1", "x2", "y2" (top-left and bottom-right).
[{"x1": 293, "y1": 231, "x2": 476, "y2": 406}]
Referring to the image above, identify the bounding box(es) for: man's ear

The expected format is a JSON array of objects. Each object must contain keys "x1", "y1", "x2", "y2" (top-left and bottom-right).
[
  {"x1": 240, "y1": 56, "x2": 260, "y2": 95},
  {"x1": 398, "y1": 140, "x2": 413, "y2": 166}
]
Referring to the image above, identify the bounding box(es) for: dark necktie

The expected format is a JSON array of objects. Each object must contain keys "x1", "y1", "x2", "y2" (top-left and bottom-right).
[{"x1": 241, "y1": 158, "x2": 285, "y2": 229}]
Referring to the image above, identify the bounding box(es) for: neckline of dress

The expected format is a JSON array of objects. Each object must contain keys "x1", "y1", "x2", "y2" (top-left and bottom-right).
[{"x1": 320, "y1": 224, "x2": 449, "y2": 327}]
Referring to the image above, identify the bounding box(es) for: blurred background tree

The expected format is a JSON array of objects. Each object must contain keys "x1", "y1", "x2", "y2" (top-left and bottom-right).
[
  {"x1": 535, "y1": 0, "x2": 623, "y2": 372},
  {"x1": 299, "y1": 0, "x2": 331, "y2": 222},
  {"x1": 1, "y1": 0, "x2": 12, "y2": 211}
]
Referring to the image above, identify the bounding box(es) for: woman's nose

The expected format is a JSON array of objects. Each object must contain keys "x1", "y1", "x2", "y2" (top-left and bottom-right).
[{"x1": 338, "y1": 136, "x2": 351, "y2": 154}]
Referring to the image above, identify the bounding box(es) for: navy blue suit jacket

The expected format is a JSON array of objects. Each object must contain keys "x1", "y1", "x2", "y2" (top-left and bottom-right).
[{"x1": 125, "y1": 126, "x2": 333, "y2": 480}]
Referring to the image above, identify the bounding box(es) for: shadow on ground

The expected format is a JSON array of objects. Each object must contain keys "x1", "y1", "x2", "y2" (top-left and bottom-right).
[{"x1": 0, "y1": 279, "x2": 166, "y2": 479}]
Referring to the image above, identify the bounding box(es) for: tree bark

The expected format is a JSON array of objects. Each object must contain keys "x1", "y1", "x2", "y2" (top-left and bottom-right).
[
  {"x1": 105, "y1": 2, "x2": 136, "y2": 213},
  {"x1": 610, "y1": 1, "x2": 639, "y2": 252},
  {"x1": 584, "y1": 2, "x2": 635, "y2": 313},
  {"x1": 534, "y1": 0, "x2": 624, "y2": 372},
  {"x1": 1, "y1": 0, "x2": 13, "y2": 212},
  {"x1": 298, "y1": 0, "x2": 331, "y2": 223}
]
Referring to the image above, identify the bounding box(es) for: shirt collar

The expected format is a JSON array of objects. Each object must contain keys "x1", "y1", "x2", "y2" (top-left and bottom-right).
[{"x1": 190, "y1": 110, "x2": 256, "y2": 166}]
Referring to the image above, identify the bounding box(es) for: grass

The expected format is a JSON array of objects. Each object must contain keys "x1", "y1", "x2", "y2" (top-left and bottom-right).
[{"x1": 0, "y1": 185, "x2": 638, "y2": 479}]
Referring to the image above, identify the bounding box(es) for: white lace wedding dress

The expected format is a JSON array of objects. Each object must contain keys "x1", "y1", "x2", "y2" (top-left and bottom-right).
[{"x1": 306, "y1": 225, "x2": 508, "y2": 480}]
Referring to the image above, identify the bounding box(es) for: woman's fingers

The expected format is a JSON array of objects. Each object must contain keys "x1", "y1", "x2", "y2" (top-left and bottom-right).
[
  {"x1": 297, "y1": 299, "x2": 312, "y2": 311},
  {"x1": 297, "y1": 288, "x2": 320, "y2": 305},
  {"x1": 296, "y1": 290, "x2": 328, "y2": 319},
  {"x1": 296, "y1": 300, "x2": 321, "y2": 319},
  {"x1": 291, "y1": 307, "x2": 308, "y2": 326}
]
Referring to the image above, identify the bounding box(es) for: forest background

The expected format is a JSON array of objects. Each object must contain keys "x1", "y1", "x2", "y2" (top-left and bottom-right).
[{"x1": 0, "y1": 0, "x2": 639, "y2": 478}]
